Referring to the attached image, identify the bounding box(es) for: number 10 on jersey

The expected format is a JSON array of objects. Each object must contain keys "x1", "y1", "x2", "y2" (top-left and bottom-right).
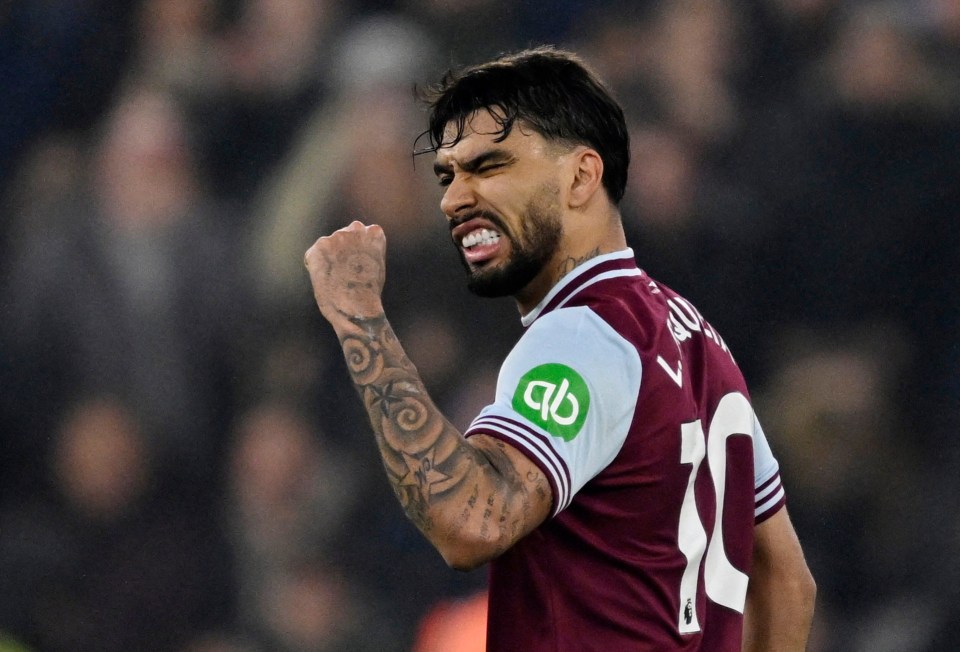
[{"x1": 676, "y1": 392, "x2": 755, "y2": 634}]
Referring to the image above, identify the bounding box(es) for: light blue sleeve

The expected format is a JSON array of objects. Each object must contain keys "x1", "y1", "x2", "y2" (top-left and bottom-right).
[
  {"x1": 752, "y1": 417, "x2": 786, "y2": 520},
  {"x1": 465, "y1": 307, "x2": 642, "y2": 515}
]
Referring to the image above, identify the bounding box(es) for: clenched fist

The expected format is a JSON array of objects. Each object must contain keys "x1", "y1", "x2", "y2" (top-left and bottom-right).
[{"x1": 304, "y1": 221, "x2": 387, "y2": 325}]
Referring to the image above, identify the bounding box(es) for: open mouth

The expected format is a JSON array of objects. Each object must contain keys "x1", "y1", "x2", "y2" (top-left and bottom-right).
[
  {"x1": 461, "y1": 228, "x2": 500, "y2": 249},
  {"x1": 460, "y1": 227, "x2": 502, "y2": 264}
]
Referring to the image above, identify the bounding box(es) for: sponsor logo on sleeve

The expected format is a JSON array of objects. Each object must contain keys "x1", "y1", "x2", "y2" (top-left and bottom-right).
[{"x1": 512, "y1": 363, "x2": 590, "y2": 441}]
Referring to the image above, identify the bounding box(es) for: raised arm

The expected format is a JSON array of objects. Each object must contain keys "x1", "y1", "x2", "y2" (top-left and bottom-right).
[
  {"x1": 742, "y1": 507, "x2": 817, "y2": 651},
  {"x1": 304, "y1": 222, "x2": 552, "y2": 570}
]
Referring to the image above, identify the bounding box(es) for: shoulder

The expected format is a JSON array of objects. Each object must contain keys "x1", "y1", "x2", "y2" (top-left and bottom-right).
[
  {"x1": 510, "y1": 306, "x2": 640, "y2": 369},
  {"x1": 501, "y1": 307, "x2": 643, "y2": 425}
]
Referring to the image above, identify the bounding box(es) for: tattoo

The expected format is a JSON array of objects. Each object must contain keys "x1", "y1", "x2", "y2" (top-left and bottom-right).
[
  {"x1": 453, "y1": 483, "x2": 480, "y2": 531},
  {"x1": 480, "y1": 498, "x2": 493, "y2": 541},
  {"x1": 556, "y1": 247, "x2": 601, "y2": 281},
  {"x1": 333, "y1": 309, "x2": 546, "y2": 559},
  {"x1": 335, "y1": 312, "x2": 479, "y2": 536}
]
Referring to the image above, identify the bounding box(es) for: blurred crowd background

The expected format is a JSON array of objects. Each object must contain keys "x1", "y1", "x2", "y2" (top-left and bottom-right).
[{"x1": 1, "y1": 0, "x2": 958, "y2": 650}]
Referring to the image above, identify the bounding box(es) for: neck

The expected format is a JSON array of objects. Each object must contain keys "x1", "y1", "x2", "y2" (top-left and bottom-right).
[{"x1": 515, "y1": 209, "x2": 626, "y2": 315}]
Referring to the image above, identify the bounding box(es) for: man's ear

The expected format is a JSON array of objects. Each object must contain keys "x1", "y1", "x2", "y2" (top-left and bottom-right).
[{"x1": 568, "y1": 147, "x2": 604, "y2": 209}]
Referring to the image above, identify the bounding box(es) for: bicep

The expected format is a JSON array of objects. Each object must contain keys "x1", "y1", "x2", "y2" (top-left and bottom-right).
[
  {"x1": 751, "y1": 506, "x2": 816, "y2": 608},
  {"x1": 470, "y1": 434, "x2": 553, "y2": 541},
  {"x1": 745, "y1": 508, "x2": 817, "y2": 651},
  {"x1": 753, "y1": 507, "x2": 806, "y2": 569},
  {"x1": 429, "y1": 434, "x2": 552, "y2": 570}
]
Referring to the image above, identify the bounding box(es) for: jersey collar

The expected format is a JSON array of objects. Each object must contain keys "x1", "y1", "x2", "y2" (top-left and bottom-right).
[{"x1": 521, "y1": 248, "x2": 639, "y2": 327}]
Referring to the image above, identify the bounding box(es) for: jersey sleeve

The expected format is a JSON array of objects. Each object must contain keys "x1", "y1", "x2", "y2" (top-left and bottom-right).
[
  {"x1": 464, "y1": 307, "x2": 642, "y2": 517},
  {"x1": 752, "y1": 417, "x2": 786, "y2": 523}
]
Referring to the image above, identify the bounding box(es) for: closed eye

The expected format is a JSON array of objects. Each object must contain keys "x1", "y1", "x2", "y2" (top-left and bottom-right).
[
  {"x1": 437, "y1": 165, "x2": 503, "y2": 187},
  {"x1": 434, "y1": 149, "x2": 514, "y2": 186},
  {"x1": 477, "y1": 163, "x2": 505, "y2": 175}
]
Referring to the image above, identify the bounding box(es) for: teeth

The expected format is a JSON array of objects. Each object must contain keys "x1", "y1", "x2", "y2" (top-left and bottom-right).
[{"x1": 462, "y1": 228, "x2": 500, "y2": 248}]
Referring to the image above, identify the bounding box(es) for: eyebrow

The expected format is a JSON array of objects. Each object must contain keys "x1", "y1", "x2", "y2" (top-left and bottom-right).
[{"x1": 433, "y1": 148, "x2": 514, "y2": 177}]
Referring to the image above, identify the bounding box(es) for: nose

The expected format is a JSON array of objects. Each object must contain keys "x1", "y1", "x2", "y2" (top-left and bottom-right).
[{"x1": 439, "y1": 175, "x2": 477, "y2": 219}]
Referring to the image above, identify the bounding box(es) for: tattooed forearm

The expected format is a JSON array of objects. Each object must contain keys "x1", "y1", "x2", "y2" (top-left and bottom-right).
[
  {"x1": 330, "y1": 308, "x2": 550, "y2": 567},
  {"x1": 334, "y1": 312, "x2": 481, "y2": 530}
]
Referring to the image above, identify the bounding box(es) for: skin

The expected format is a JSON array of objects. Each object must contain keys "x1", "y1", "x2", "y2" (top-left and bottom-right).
[
  {"x1": 434, "y1": 111, "x2": 626, "y2": 312},
  {"x1": 305, "y1": 108, "x2": 815, "y2": 649},
  {"x1": 742, "y1": 509, "x2": 817, "y2": 652}
]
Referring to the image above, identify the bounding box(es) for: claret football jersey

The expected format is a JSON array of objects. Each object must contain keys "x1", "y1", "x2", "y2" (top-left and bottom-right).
[{"x1": 464, "y1": 249, "x2": 786, "y2": 651}]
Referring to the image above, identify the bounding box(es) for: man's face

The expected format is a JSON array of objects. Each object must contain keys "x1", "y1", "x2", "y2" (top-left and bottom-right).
[{"x1": 433, "y1": 110, "x2": 566, "y2": 298}]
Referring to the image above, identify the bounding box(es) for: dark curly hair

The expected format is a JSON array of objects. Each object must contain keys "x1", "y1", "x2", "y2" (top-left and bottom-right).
[{"x1": 416, "y1": 46, "x2": 630, "y2": 204}]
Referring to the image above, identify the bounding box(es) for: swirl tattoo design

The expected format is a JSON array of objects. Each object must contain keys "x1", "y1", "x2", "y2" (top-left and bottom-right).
[
  {"x1": 395, "y1": 397, "x2": 429, "y2": 432},
  {"x1": 379, "y1": 392, "x2": 445, "y2": 463},
  {"x1": 341, "y1": 335, "x2": 383, "y2": 386},
  {"x1": 338, "y1": 314, "x2": 471, "y2": 527},
  {"x1": 335, "y1": 309, "x2": 542, "y2": 549}
]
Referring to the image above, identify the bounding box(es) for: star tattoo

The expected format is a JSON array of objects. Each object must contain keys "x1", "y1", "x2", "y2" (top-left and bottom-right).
[
  {"x1": 398, "y1": 449, "x2": 451, "y2": 496},
  {"x1": 369, "y1": 381, "x2": 404, "y2": 417}
]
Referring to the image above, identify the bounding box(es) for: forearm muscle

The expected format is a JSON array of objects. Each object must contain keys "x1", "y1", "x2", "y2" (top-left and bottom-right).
[{"x1": 332, "y1": 311, "x2": 547, "y2": 567}]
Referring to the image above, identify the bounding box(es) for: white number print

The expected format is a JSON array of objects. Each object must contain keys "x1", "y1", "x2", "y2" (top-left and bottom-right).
[{"x1": 676, "y1": 392, "x2": 755, "y2": 634}]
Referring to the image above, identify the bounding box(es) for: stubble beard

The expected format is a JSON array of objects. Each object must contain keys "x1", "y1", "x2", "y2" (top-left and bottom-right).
[{"x1": 457, "y1": 185, "x2": 564, "y2": 298}]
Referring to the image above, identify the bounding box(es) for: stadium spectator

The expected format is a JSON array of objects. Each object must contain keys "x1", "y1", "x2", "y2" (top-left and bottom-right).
[
  {"x1": 0, "y1": 396, "x2": 234, "y2": 652},
  {"x1": 1, "y1": 80, "x2": 247, "y2": 499}
]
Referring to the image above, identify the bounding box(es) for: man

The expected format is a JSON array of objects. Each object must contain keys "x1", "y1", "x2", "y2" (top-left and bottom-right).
[{"x1": 305, "y1": 46, "x2": 815, "y2": 651}]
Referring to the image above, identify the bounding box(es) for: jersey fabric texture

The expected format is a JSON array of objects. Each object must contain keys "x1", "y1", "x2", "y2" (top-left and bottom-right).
[{"x1": 464, "y1": 249, "x2": 786, "y2": 652}]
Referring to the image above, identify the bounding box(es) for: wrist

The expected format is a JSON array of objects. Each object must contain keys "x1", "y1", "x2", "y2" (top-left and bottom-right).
[{"x1": 325, "y1": 303, "x2": 387, "y2": 335}]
